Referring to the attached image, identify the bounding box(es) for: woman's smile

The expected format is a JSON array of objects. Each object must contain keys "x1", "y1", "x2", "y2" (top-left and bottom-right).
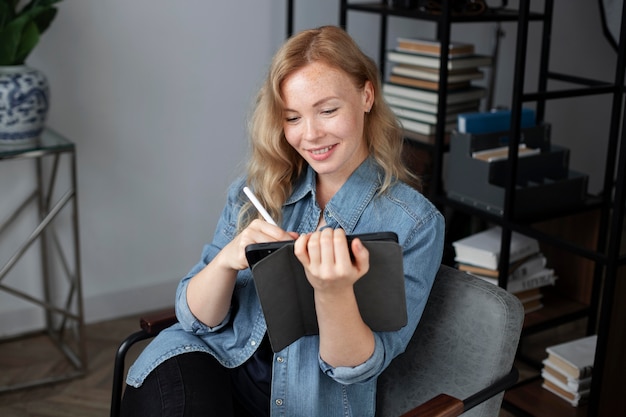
[{"x1": 309, "y1": 144, "x2": 337, "y2": 159}]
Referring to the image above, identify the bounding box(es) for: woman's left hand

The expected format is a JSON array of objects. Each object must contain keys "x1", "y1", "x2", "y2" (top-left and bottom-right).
[
  {"x1": 294, "y1": 228, "x2": 369, "y2": 292},
  {"x1": 294, "y1": 228, "x2": 375, "y2": 367}
]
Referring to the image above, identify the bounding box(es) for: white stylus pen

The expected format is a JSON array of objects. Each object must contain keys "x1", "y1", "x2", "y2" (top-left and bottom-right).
[{"x1": 243, "y1": 186, "x2": 278, "y2": 226}]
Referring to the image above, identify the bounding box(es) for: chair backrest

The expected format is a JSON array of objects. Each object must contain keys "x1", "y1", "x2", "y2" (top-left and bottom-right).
[{"x1": 376, "y1": 265, "x2": 524, "y2": 417}]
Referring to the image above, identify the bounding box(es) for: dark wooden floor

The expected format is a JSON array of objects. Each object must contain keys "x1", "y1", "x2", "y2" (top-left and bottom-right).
[
  {"x1": 0, "y1": 310, "x2": 551, "y2": 417},
  {"x1": 0, "y1": 312, "x2": 153, "y2": 417}
]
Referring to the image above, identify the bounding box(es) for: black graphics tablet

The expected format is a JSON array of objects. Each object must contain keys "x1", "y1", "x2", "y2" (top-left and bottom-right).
[
  {"x1": 245, "y1": 231, "x2": 398, "y2": 268},
  {"x1": 244, "y1": 231, "x2": 406, "y2": 352}
]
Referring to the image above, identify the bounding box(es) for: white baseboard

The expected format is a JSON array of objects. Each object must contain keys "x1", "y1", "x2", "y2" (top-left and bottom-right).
[{"x1": 0, "y1": 280, "x2": 178, "y2": 338}]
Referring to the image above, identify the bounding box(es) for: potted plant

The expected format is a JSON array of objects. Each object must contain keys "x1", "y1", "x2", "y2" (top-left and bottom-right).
[{"x1": 0, "y1": 0, "x2": 63, "y2": 145}]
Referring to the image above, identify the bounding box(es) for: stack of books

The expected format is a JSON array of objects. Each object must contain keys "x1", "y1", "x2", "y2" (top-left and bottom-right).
[
  {"x1": 452, "y1": 226, "x2": 557, "y2": 313},
  {"x1": 542, "y1": 335, "x2": 597, "y2": 406},
  {"x1": 383, "y1": 37, "x2": 492, "y2": 143}
]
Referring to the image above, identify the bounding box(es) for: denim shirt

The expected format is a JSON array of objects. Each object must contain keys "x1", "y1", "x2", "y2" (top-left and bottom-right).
[{"x1": 127, "y1": 158, "x2": 444, "y2": 417}]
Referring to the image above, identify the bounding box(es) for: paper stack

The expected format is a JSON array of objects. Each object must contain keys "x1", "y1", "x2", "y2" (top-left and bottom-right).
[
  {"x1": 382, "y1": 37, "x2": 490, "y2": 144},
  {"x1": 541, "y1": 335, "x2": 597, "y2": 406},
  {"x1": 452, "y1": 226, "x2": 557, "y2": 312}
]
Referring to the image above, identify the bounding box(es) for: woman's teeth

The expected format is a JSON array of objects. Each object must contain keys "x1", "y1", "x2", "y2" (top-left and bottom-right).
[{"x1": 312, "y1": 145, "x2": 333, "y2": 155}]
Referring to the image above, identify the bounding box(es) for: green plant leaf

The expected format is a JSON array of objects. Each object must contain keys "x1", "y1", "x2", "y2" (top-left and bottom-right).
[
  {"x1": 0, "y1": 28, "x2": 19, "y2": 65},
  {"x1": 14, "y1": 20, "x2": 40, "y2": 65},
  {"x1": 0, "y1": 1, "x2": 61, "y2": 65},
  {"x1": 32, "y1": 6, "x2": 57, "y2": 34},
  {"x1": 0, "y1": 2, "x2": 15, "y2": 30},
  {"x1": 0, "y1": 15, "x2": 25, "y2": 65}
]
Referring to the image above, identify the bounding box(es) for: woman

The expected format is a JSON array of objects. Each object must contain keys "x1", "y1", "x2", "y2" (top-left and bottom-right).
[{"x1": 122, "y1": 25, "x2": 444, "y2": 417}]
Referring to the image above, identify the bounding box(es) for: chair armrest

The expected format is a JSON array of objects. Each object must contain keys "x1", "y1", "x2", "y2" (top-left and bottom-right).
[
  {"x1": 397, "y1": 367, "x2": 519, "y2": 417},
  {"x1": 399, "y1": 394, "x2": 464, "y2": 417},
  {"x1": 139, "y1": 308, "x2": 177, "y2": 334},
  {"x1": 463, "y1": 366, "x2": 518, "y2": 411}
]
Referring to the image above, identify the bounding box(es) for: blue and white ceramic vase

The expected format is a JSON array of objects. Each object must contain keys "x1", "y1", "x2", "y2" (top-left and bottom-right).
[{"x1": 0, "y1": 66, "x2": 50, "y2": 146}]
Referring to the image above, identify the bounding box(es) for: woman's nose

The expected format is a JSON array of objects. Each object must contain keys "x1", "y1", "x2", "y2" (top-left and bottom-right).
[{"x1": 303, "y1": 118, "x2": 321, "y2": 140}]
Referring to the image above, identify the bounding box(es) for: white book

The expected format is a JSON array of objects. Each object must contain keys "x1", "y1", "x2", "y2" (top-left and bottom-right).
[
  {"x1": 452, "y1": 226, "x2": 540, "y2": 270},
  {"x1": 387, "y1": 50, "x2": 493, "y2": 70},
  {"x1": 397, "y1": 117, "x2": 457, "y2": 136},
  {"x1": 457, "y1": 253, "x2": 547, "y2": 279},
  {"x1": 542, "y1": 370, "x2": 590, "y2": 395},
  {"x1": 509, "y1": 253, "x2": 547, "y2": 280},
  {"x1": 472, "y1": 268, "x2": 557, "y2": 293},
  {"x1": 542, "y1": 360, "x2": 592, "y2": 391},
  {"x1": 390, "y1": 105, "x2": 457, "y2": 125},
  {"x1": 383, "y1": 83, "x2": 486, "y2": 105},
  {"x1": 395, "y1": 38, "x2": 476, "y2": 58},
  {"x1": 383, "y1": 93, "x2": 480, "y2": 115},
  {"x1": 542, "y1": 380, "x2": 589, "y2": 407},
  {"x1": 545, "y1": 335, "x2": 597, "y2": 380},
  {"x1": 391, "y1": 64, "x2": 484, "y2": 83}
]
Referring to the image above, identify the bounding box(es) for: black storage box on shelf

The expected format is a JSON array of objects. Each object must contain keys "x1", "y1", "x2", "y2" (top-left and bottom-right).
[{"x1": 446, "y1": 124, "x2": 589, "y2": 218}]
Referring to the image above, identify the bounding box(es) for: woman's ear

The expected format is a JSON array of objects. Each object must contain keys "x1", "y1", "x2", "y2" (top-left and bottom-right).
[{"x1": 363, "y1": 80, "x2": 375, "y2": 113}]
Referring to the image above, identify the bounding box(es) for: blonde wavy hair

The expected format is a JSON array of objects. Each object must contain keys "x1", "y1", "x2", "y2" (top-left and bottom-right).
[{"x1": 240, "y1": 25, "x2": 420, "y2": 229}]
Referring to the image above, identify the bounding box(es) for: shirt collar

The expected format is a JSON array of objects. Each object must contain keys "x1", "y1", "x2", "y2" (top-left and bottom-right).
[{"x1": 286, "y1": 157, "x2": 383, "y2": 233}]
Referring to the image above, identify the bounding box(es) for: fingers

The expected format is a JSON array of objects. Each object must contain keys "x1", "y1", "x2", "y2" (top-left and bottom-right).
[
  {"x1": 294, "y1": 232, "x2": 311, "y2": 265},
  {"x1": 295, "y1": 229, "x2": 369, "y2": 277},
  {"x1": 350, "y1": 238, "x2": 370, "y2": 275},
  {"x1": 247, "y1": 219, "x2": 295, "y2": 242},
  {"x1": 227, "y1": 219, "x2": 298, "y2": 270},
  {"x1": 296, "y1": 229, "x2": 347, "y2": 268},
  {"x1": 295, "y1": 229, "x2": 369, "y2": 292}
]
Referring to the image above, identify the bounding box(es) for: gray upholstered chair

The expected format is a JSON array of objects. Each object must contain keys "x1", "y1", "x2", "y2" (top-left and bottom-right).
[
  {"x1": 111, "y1": 265, "x2": 524, "y2": 417},
  {"x1": 376, "y1": 264, "x2": 524, "y2": 417}
]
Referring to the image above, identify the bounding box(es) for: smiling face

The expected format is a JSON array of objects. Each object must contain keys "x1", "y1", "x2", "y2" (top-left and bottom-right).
[{"x1": 281, "y1": 61, "x2": 374, "y2": 190}]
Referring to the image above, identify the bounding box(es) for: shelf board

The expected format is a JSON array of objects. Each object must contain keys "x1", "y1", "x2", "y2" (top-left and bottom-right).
[
  {"x1": 522, "y1": 294, "x2": 588, "y2": 335},
  {"x1": 503, "y1": 378, "x2": 588, "y2": 417},
  {"x1": 343, "y1": 2, "x2": 545, "y2": 23},
  {"x1": 435, "y1": 193, "x2": 605, "y2": 225}
]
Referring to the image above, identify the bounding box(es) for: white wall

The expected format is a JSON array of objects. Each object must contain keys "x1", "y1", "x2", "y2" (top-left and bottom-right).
[
  {"x1": 0, "y1": 0, "x2": 292, "y2": 334},
  {"x1": 0, "y1": 0, "x2": 618, "y2": 334}
]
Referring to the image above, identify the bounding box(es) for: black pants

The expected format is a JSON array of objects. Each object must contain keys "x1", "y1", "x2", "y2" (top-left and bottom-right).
[{"x1": 120, "y1": 352, "x2": 268, "y2": 417}]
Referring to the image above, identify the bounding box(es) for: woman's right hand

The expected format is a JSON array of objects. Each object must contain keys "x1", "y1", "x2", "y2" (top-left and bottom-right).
[
  {"x1": 216, "y1": 219, "x2": 299, "y2": 271},
  {"x1": 187, "y1": 219, "x2": 297, "y2": 327}
]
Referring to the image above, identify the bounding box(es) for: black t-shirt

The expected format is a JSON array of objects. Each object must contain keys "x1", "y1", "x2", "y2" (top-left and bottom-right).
[{"x1": 230, "y1": 334, "x2": 273, "y2": 416}]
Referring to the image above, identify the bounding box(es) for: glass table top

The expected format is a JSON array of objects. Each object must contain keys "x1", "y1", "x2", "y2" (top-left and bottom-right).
[{"x1": 0, "y1": 128, "x2": 74, "y2": 160}]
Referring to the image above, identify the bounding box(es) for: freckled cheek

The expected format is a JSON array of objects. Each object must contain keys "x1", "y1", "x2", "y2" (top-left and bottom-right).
[
  {"x1": 331, "y1": 117, "x2": 359, "y2": 139},
  {"x1": 283, "y1": 126, "x2": 300, "y2": 148}
]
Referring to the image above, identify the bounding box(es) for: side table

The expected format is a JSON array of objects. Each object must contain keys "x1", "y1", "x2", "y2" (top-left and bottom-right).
[{"x1": 0, "y1": 128, "x2": 86, "y2": 392}]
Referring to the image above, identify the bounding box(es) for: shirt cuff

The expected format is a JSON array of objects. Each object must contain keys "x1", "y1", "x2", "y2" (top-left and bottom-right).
[
  {"x1": 175, "y1": 277, "x2": 230, "y2": 334},
  {"x1": 318, "y1": 333, "x2": 384, "y2": 384}
]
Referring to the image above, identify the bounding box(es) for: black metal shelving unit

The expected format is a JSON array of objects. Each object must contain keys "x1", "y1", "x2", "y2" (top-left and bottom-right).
[{"x1": 288, "y1": 1, "x2": 626, "y2": 415}]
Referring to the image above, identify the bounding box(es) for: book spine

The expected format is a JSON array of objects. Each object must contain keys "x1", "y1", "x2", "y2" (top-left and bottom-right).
[
  {"x1": 458, "y1": 107, "x2": 536, "y2": 134},
  {"x1": 383, "y1": 83, "x2": 437, "y2": 103},
  {"x1": 509, "y1": 238, "x2": 540, "y2": 263},
  {"x1": 510, "y1": 255, "x2": 547, "y2": 280},
  {"x1": 387, "y1": 51, "x2": 438, "y2": 68},
  {"x1": 507, "y1": 270, "x2": 556, "y2": 293}
]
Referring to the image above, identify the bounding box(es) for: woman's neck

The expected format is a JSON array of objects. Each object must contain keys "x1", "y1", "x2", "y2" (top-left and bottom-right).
[{"x1": 316, "y1": 178, "x2": 340, "y2": 213}]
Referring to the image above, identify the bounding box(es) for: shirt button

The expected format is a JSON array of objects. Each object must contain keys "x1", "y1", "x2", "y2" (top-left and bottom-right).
[
  {"x1": 276, "y1": 356, "x2": 284, "y2": 363},
  {"x1": 275, "y1": 399, "x2": 283, "y2": 406},
  {"x1": 251, "y1": 340, "x2": 256, "y2": 346}
]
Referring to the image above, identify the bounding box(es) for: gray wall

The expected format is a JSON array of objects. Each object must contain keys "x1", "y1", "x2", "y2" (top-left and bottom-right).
[{"x1": 0, "y1": 1, "x2": 617, "y2": 334}]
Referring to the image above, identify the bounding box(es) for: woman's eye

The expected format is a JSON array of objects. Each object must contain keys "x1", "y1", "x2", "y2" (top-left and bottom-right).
[
  {"x1": 285, "y1": 116, "x2": 300, "y2": 123},
  {"x1": 322, "y1": 108, "x2": 338, "y2": 115}
]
